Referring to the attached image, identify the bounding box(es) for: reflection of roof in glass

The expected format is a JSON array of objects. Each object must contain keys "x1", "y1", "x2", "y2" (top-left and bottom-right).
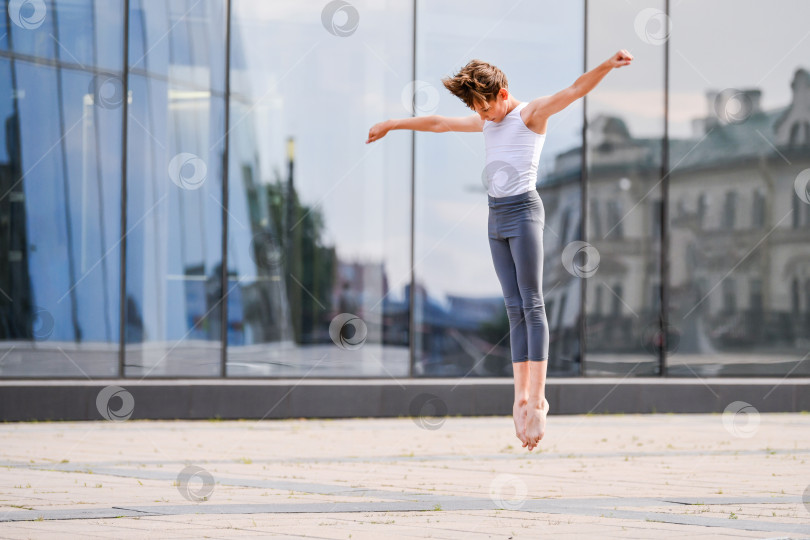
[{"x1": 538, "y1": 104, "x2": 796, "y2": 189}]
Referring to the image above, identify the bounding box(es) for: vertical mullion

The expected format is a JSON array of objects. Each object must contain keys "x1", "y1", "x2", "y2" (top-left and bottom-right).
[
  {"x1": 579, "y1": 0, "x2": 588, "y2": 377},
  {"x1": 408, "y1": 0, "x2": 417, "y2": 378},
  {"x1": 119, "y1": 0, "x2": 130, "y2": 378},
  {"x1": 660, "y1": 0, "x2": 671, "y2": 376},
  {"x1": 220, "y1": 0, "x2": 232, "y2": 378}
]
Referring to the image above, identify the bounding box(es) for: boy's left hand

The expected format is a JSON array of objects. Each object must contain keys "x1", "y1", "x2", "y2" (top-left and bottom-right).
[{"x1": 607, "y1": 49, "x2": 634, "y2": 68}]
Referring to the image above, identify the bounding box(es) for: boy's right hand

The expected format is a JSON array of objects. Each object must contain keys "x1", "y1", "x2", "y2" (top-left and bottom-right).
[{"x1": 366, "y1": 121, "x2": 390, "y2": 144}]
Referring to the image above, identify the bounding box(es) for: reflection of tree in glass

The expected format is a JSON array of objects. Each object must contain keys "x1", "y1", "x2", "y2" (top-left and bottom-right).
[{"x1": 264, "y1": 174, "x2": 336, "y2": 345}]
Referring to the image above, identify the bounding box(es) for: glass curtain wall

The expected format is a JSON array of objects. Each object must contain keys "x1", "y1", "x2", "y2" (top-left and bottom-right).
[
  {"x1": 583, "y1": 0, "x2": 666, "y2": 376},
  {"x1": 2, "y1": 0, "x2": 809, "y2": 379},
  {"x1": 0, "y1": 0, "x2": 123, "y2": 377},
  {"x1": 124, "y1": 0, "x2": 227, "y2": 377},
  {"x1": 225, "y1": 0, "x2": 413, "y2": 377},
  {"x1": 413, "y1": 0, "x2": 584, "y2": 376},
  {"x1": 666, "y1": 0, "x2": 810, "y2": 376}
]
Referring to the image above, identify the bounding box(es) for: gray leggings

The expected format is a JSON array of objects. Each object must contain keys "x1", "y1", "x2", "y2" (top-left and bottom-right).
[{"x1": 487, "y1": 189, "x2": 549, "y2": 363}]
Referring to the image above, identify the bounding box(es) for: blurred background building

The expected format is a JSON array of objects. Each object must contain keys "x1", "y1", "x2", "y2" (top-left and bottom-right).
[{"x1": 0, "y1": 0, "x2": 808, "y2": 380}]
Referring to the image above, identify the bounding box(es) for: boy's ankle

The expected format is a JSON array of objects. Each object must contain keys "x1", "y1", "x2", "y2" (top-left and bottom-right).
[
  {"x1": 528, "y1": 397, "x2": 547, "y2": 409},
  {"x1": 514, "y1": 397, "x2": 529, "y2": 406}
]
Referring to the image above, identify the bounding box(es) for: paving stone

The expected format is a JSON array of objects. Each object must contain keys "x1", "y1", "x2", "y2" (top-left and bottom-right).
[{"x1": 0, "y1": 414, "x2": 808, "y2": 538}]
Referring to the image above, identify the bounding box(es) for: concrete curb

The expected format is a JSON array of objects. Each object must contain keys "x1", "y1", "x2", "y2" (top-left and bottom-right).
[{"x1": 1, "y1": 378, "x2": 808, "y2": 421}]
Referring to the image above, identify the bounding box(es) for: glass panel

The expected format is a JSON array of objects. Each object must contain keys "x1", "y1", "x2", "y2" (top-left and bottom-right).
[
  {"x1": 129, "y1": 0, "x2": 225, "y2": 93},
  {"x1": 225, "y1": 0, "x2": 413, "y2": 377},
  {"x1": 582, "y1": 0, "x2": 665, "y2": 376},
  {"x1": 0, "y1": 4, "x2": 123, "y2": 378},
  {"x1": 667, "y1": 0, "x2": 810, "y2": 376},
  {"x1": 124, "y1": 0, "x2": 226, "y2": 377},
  {"x1": 53, "y1": 0, "x2": 122, "y2": 71},
  {"x1": 414, "y1": 0, "x2": 584, "y2": 376},
  {"x1": 5, "y1": 0, "x2": 56, "y2": 59},
  {"x1": 1, "y1": 0, "x2": 110, "y2": 64},
  {"x1": 0, "y1": 7, "x2": 8, "y2": 50}
]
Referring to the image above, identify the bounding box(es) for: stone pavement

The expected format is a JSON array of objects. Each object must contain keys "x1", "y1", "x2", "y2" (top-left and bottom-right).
[{"x1": 1, "y1": 412, "x2": 809, "y2": 539}]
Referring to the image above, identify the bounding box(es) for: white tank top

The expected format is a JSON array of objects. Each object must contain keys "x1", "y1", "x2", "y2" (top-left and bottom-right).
[{"x1": 482, "y1": 102, "x2": 546, "y2": 197}]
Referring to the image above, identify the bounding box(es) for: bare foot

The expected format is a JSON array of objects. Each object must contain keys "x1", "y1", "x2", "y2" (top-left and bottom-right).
[
  {"x1": 525, "y1": 398, "x2": 549, "y2": 451},
  {"x1": 512, "y1": 401, "x2": 529, "y2": 447}
]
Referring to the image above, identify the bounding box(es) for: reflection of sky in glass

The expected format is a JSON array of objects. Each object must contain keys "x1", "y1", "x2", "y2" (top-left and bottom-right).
[
  {"x1": 588, "y1": 0, "x2": 810, "y2": 138},
  {"x1": 230, "y1": 0, "x2": 413, "y2": 301},
  {"x1": 670, "y1": 0, "x2": 810, "y2": 137},
  {"x1": 586, "y1": 0, "x2": 665, "y2": 139}
]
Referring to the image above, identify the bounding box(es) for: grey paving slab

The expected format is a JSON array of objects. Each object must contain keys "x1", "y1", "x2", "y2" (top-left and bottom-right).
[{"x1": 0, "y1": 414, "x2": 809, "y2": 538}]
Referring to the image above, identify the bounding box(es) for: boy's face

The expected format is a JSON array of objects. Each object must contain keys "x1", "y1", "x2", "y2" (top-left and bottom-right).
[{"x1": 471, "y1": 88, "x2": 509, "y2": 122}]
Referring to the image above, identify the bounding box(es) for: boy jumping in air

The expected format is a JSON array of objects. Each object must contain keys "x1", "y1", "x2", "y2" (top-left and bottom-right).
[{"x1": 366, "y1": 50, "x2": 634, "y2": 451}]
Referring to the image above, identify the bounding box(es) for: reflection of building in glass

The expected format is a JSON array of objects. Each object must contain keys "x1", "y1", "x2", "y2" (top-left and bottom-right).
[
  {"x1": 541, "y1": 67, "x2": 810, "y2": 376},
  {"x1": 0, "y1": 110, "x2": 33, "y2": 340},
  {"x1": 667, "y1": 68, "x2": 810, "y2": 375},
  {"x1": 537, "y1": 153, "x2": 584, "y2": 375},
  {"x1": 411, "y1": 281, "x2": 511, "y2": 376},
  {"x1": 333, "y1": 259, "x2": 387, "y2": 330},
  {"x1": 2, "y1": 0, "x2": 809, "y2": 380},
  {"x1": 581, "y1": 112, "x2": 662, "y2": 376},
  {"x1": 0, "y1": 9, "x2": 124, "y2": 376},
  {"x1": 331, "y1": 256, "x2": 513, "y2": 376}
]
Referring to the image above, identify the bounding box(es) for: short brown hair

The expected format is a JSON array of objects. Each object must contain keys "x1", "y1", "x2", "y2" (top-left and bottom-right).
[{"x1": 441, "y1": 59, "x2": 508, "y2": 110}]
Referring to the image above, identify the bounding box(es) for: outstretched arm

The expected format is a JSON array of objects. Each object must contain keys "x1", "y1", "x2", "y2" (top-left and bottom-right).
[
  {"x1": 366, "y1": 114, "x2": 483, "y2": 143},
  {"x1": 523, "y1": 49, "x2": 634, "y2": 127}
]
